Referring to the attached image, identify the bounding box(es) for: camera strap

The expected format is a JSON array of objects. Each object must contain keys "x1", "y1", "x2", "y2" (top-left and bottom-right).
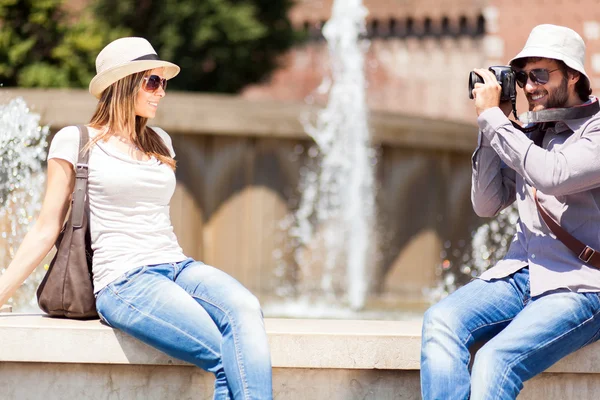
[{"x1": 518, "y1": 98, "x2": 599, "y2": 125}]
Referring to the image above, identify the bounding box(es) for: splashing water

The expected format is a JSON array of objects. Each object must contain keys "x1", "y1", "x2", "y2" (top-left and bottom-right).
[
  {"x1": 427, "y1": 204, "x2": 519, "y2": 301},
  {"x1": 280, "y1": 0, "x2": 376, "y2": 311},
  {"x1": 0, "y1": 97, "x2": 50, "y2": 311}
]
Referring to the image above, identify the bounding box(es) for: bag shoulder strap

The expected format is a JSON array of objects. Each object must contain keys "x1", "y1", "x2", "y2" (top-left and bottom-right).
[
  {"x1": 71, "y1": 125, "x2": 90, "y2": 229},
  {"x1": 533, "y1": 187, "x2": 600, "y2": 268}
]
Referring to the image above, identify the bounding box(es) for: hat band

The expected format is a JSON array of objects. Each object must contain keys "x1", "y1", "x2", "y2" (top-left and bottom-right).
[{"x1": 132, "y1": 53, "x2": 160, "y2": 61}]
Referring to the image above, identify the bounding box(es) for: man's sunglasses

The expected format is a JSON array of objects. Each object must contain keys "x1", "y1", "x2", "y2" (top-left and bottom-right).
[
  {"x1": 142, "y1": 75, "x2": 168, "y2": 93},
  {"x1": 515, "y1": 68, "x2": 559, "y2": 88}
]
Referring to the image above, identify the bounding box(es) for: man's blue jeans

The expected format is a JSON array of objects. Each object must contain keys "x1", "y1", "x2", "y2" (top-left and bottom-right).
[
  {"x1": 95, "y1": 258, "x2": 272, "y2": 400},
  {"x1": 421, "y1": 267, "x2": 600, "y2": 400}
]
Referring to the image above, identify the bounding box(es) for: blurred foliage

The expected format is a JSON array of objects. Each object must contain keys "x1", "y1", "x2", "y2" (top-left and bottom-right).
[
  {"x1": 93, "y1": 0, "x2": 300, "y2": 92},
  {"x1": 0, "y1": 0, "x2": 127, "y2": 88},
  {"x1": 0, "y1": 0, "x2": 301, "y2": 93}
]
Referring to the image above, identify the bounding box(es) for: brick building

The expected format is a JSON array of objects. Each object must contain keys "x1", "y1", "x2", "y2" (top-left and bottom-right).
[{"x1": 242, "y1": 0, "x2": 600, "y2": 124}]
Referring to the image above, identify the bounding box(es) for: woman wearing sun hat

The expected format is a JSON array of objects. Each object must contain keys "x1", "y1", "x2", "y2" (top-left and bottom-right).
[{"x1": 0, "y1": 37, "x2": 273, "y2": 399}]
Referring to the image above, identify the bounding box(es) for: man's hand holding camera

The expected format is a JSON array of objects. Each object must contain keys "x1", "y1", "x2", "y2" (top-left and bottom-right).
[
  {"x1": 470, "y1": 66, "x2": 517, "y2": 118},
  {"x1": 471, "y1": 68, "x2": 503, "y2": 116}
]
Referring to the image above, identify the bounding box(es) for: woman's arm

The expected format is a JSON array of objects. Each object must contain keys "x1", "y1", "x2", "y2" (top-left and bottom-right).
[{"x1": 0, "y1": 158, "x2": 74, "y2": 307}]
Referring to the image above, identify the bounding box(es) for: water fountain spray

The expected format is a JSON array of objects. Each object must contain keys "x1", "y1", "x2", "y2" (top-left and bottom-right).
[
  {"x1": 289, "y1": 0, "x2": 376, "y2": 310},
  {"x1": 0, "y1": 97, "x2": 50, "y2": 311}
]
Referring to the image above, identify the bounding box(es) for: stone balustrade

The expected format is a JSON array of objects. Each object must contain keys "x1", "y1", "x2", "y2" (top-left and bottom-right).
[{"x1": 0, "y1": 315, "x2": 599, "y2": 399}]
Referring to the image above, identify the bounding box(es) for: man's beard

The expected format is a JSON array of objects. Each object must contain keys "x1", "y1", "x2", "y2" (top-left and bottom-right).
[{"x1": 527, "y1": 77, "x2": 569, "y2": 111}]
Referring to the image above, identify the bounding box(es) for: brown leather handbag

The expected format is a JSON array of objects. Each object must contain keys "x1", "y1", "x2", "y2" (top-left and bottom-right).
[{"x1": 37, "y1": 125, "x2": 98, "y2": 319}]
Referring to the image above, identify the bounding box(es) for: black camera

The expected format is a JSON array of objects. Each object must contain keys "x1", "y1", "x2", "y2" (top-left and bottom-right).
[{"x1": 468, "y1": 66, "x2": 517, "y2": 102}]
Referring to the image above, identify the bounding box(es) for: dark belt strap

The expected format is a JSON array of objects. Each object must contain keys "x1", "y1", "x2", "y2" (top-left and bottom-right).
[{"x1": 533, "y1": 188, "x2": 600, "y2": 268}]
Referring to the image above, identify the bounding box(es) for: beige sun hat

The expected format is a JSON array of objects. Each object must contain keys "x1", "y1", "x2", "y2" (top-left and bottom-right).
[
  {"x1": 89, "y1": 37, "x2": 180, "y2": 99},
  {"x1": 509, "y1": 24, "x2": 589, "y2": 83}
]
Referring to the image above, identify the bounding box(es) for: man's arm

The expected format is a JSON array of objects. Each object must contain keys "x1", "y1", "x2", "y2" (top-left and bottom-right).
[
  {"x1": 471, "y1": 129, "x2": 517, "y2": 217},
  {"x1": 480, "y1": 107, "x2": 600, "y2": 196}
]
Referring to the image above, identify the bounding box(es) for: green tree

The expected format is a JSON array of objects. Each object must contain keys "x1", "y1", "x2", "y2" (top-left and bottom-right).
[
  {"x1": 93, "y1": 0, "x2": 299, "y2": 93},
  {"x1": 0, "y1": 0, "x2": 65, "y2": 87},
  {"x1": 0, "y1": 0, "x2": 129, "y2": 88}
]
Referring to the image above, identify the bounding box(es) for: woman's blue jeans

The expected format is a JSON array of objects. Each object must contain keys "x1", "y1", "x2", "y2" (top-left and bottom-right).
[
  {"x1": 421, "y1": 267, "x2": 600, "y2": 400},
  {"x1": 95, "y1": 258, "x2": 273, "y2": 400}
]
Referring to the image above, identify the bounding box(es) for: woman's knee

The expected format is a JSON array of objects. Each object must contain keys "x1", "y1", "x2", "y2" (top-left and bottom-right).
[{"x1": 231, "y1": 290, "x2": 263, "y2": 320}]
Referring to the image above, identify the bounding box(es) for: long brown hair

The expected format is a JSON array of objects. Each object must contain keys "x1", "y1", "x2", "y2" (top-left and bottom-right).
[{"x1": 87, "y1": 70, "x2": 176, "y2": 169}]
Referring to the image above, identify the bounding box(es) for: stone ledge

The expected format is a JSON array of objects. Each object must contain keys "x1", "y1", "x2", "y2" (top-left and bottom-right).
[
  {"x1": 1, "y1": 314, "x2": 599, "y2": 374},
  {"x1": 0, "y1": 315, "x2": 422, "y2": 369}
]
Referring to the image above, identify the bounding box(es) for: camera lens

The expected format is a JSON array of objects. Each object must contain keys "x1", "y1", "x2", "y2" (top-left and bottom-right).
[{"x1": 468, "y1": 71, "x2": 484, "y2": 99}]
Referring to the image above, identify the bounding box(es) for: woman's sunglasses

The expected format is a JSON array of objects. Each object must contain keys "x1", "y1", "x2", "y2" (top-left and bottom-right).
[
  {"x1": 515, "y1": 68, "x2": 559, "y2": 88},
  {"x1": 142, "y1": 75, "x2": 168, "y2": 93}
]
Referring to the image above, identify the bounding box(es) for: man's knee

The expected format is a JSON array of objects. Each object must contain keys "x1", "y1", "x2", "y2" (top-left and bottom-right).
[
  {"x1": 471, "y1": 343, "x2": 501, "y2": 378},
  {"x1": 422, "y1": 300, "x2": 463, "y2": 339},
  {"x1": 470, "y1": 343, "x2": 523, "y2": 398},
  {"x1": 471, "y1": 341, "x2": 519, "y2": 384}
]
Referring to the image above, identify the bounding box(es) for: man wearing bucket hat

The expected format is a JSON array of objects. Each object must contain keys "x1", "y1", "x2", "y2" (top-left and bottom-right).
[
  {"x1": 0, "y1": 37, "x2": 273, "y2": 399},
  {"x1": 421, "y1": 24, "x2": 600, "y2": 399}
]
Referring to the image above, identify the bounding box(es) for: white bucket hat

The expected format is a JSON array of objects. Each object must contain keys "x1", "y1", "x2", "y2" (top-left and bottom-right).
[
  {"x1": 509, "y1": 24, "x2": 589, "y2": 83},
  {"x1": 89, "y1": 37, "x2": 180, "y2": 99}
]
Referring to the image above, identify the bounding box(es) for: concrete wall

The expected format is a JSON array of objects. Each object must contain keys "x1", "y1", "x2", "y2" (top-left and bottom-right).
[{"x1": 1, "y1": 315, "x2": 600, "y2": 399}]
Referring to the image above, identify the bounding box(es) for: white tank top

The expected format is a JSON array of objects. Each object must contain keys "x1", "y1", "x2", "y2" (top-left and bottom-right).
[{"x1": 47, "y1": 125, "x2": 186, "y2": 293}]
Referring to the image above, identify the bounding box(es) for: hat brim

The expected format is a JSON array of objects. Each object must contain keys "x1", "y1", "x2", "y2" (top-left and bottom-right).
[
  {"x1": 509, "y1": 46, "x2": 589, "y2": 82},
  {"x1": 89, "y1": 60, "x2": 180, "y2": 99}
]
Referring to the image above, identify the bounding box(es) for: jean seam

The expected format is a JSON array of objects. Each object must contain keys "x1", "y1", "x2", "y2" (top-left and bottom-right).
[
  {"x1": 493, "y1": 306, "x2": 600, "y2": 400},
  {"x1": 113, "y1": 266, "x2": 148, "y2": 295},
  {"x1": 214, "y1": 387, "x2": 230, "y2": 400},
  {"x1": 191, "y1": 293, "x2": 251, "y2": 400},
  {"x1": 522, "y1": 277, "x2": 531, "y2": 306},
  {"x1": 106, "y1": 285, "x2": 221, "y2": 358},
  {"x1": 173, "y1": 258, "x2": 195, "y2": 278},
  {"x1": 581, "y1": 327, "x2": 600, "y2": 348}
]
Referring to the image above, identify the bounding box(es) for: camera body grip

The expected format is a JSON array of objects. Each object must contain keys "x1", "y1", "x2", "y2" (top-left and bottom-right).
[{"x1": 468, "y1": 66, "x2": 516, "y2": 102}]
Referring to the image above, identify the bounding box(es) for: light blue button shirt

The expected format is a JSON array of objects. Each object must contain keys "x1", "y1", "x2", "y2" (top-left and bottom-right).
[{"x1": 471, "y1": 99, "x2": 600, "y2": 296}]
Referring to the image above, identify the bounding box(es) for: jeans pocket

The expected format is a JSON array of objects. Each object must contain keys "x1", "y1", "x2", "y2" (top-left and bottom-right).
[{"x1": 110, "y1": 265, "x2": 148, "y2": 295}]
